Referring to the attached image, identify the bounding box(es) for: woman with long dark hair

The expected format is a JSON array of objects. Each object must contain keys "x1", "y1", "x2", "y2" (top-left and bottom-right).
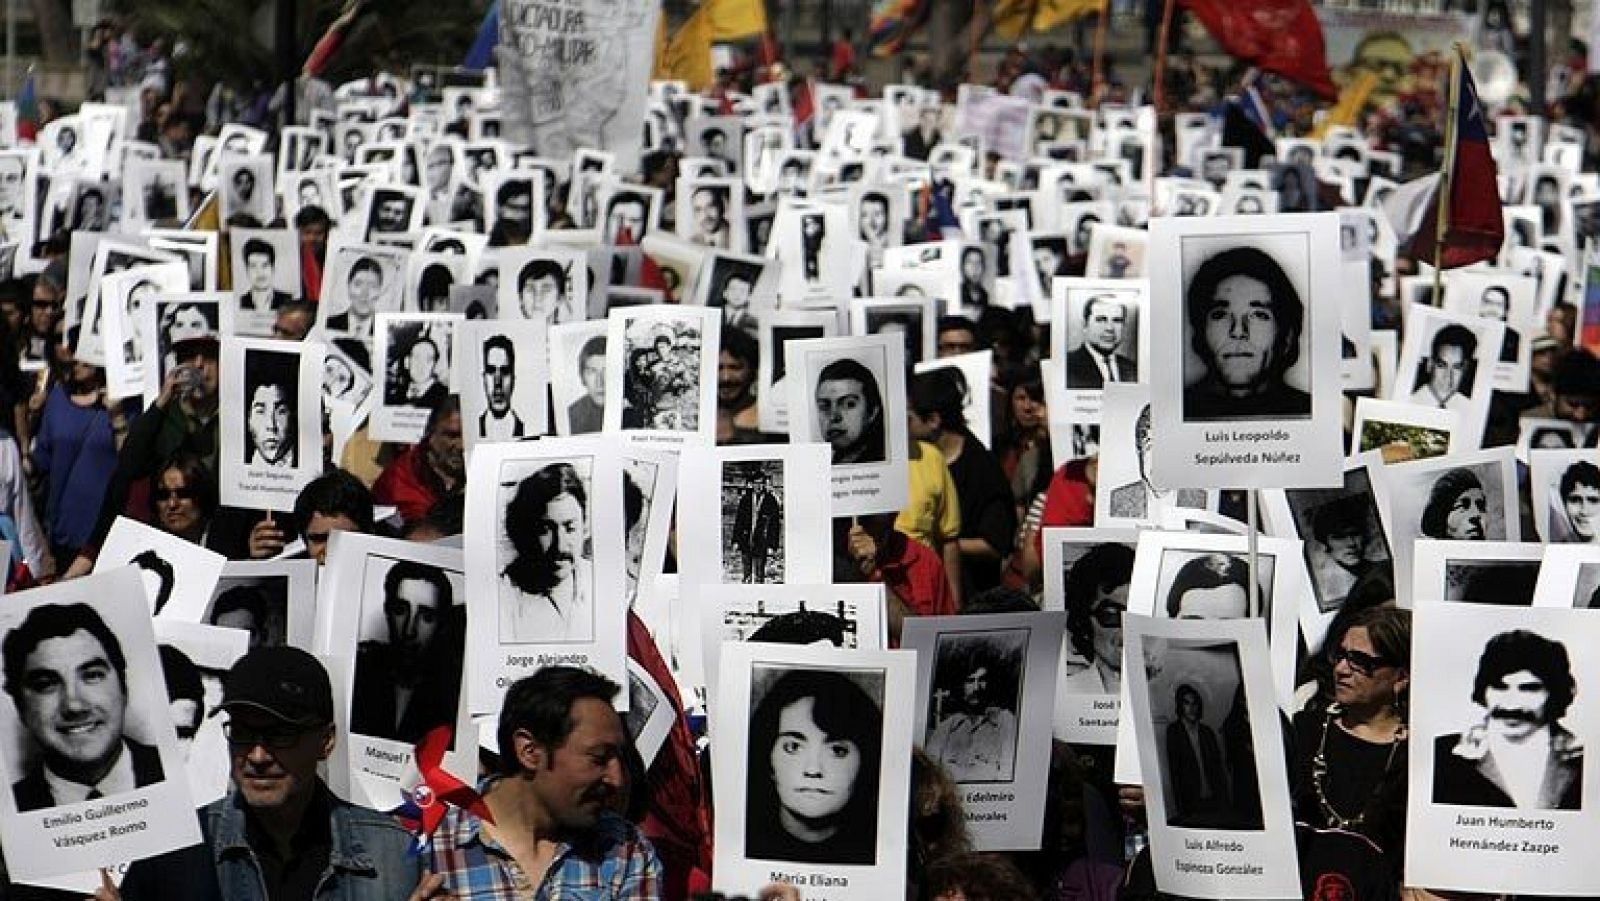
[{"x1": 746, "y1": 668, "x2": 882, "y2": 865}]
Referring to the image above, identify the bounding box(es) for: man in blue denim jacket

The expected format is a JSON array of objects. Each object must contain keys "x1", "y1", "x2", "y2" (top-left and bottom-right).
[{"x1": 113, "y1": 646, "x2": 440, "y2": 901}]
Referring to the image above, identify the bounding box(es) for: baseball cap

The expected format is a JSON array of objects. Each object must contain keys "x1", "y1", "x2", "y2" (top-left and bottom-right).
[{"x1": 219, "y1": 646, "x2": 334, "y2": 726}]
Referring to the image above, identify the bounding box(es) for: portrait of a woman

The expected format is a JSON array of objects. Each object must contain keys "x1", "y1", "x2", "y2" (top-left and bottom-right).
[{"x1": 746, "y1": 667, "x2": 882, "y2": 865}]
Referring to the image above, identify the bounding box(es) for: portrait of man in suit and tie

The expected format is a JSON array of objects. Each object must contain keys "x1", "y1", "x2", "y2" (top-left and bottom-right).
[
  {"x1": 1065, "y1": 293, "x2": 1139, "y2": 389},
  {"x1": 5, "y1": 603, "x2": 165, "y2": 811}
]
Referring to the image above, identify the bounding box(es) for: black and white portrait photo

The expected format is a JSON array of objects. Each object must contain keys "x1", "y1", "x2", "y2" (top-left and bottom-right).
[
  {"x1": 550, "y1": 323, "x2": 607, "y2": 436},
  {"x1": 497, "y1": 459, "x2": 596, "y2": 643},
  {"x1": 812, "y1": 348, "x2": 888, "y2": 466},
  {"x1": 241, "y1": 349, "x2": 300, "y2": 469},
  {"x1": 856, "y1": 299, "x2": 933, "y2": 368},
  {"x1": 711, "y1": 642, "x2": 914, "y2": 897},
  {"x1": 1432, "y1": 628, "x2": 1581, "y2": 809},
  {"x1": 229, "y1": 229, "x2": 298, "y2": 319},
  {"x1": 786, "y1": 334, "x2": 910, "y2": 515},
  {"x1": 1534, "y1": 454, "x2": 1600, "y2": 544},
  {"x1": 123, "y1": 158, "x2": 189, "y2": 224},
  {"x1": 744, "y1": 665, "x2": 884, "y2": 865},
  {"x1": 4, "y1": 601, "x2": 166, "y2": 812},
  {"x1": 1379, "y1": 448, "x2": 1519, "y2": 606},
  {"x1": 1278, "y1": 465, "x2": 1396, "y2": 617},
  {"x1": 380, "y1": 319, "x2": 452, "y2": 411},
  {"x1": 500, "y1": 248, "x2": 587, "y2": 326},
  {"x1": 206, "y1": 576, "x2": 289, "y2": 649},
  {"x1": 321, "y1": 345, "x2": 372, "y2": 407},
  {"x1": 361, "y1": 185, "x2": 422, "y2": 242},
  {"x1": 1393, "y1": 307, "x2": 1499, "y2": 439},
  {"x1": 460, "y1": 319, "x2": 547, "y2": 447},
  {"x1": 721, "y1": 460, "x2": 785, "y2": 584},
  {"x1": 218, "y1": 153, "x2": 275, "y2": 225},
  {"x1": 1084, "y1": 224, "x2": 1147, "y2": 280},
  {"x1": 1099, "y1": 398, "x2": 1208, "y2": 523},
  {"x1": 1149, "y1": 215, "x2": 1341, "y2": 490},
  {"x1": 1053, "y1": 538, "x2": 1137, "y2": 698},
  {"x1": 1407, "y1": 604, "x2": 1600, "y2": 895},
  {"x1": 1148, "y1": 640, "x2": 1264, "y2": 830},
  {"x1": 220, "y1": 336, "x2": 324, "y2": 511},
  {"x1": 350, "y1": 557, "x2": 464, "y2": 745},
  {"x1": 1055, "y1": 282, "x2": 1143, "y2": 390},
  {"x1": 923, "y1": 629, "x2": 1024, "y2": 783},
  {"x1": 677, "y1": 178, "x2": 739, "y2": 252},
  {"x1": 1178, "y1": 243, "x2": 1312, "y2": 422},
  {"x1": 0, "y1": 570, "x2": 201, "y2": 878},
  {"x1": 600, "y1": 184, "x2": 658, "y2": 244},
  {"x1": 698, "y1": 252, "x2": 770, "y2": 334}
]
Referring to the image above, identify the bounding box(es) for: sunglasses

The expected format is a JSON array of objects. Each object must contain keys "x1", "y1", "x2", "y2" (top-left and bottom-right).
[
  {"x1": 156, "y1": 486, "x2": 197, "y2": 502},
  {"x1": 224, "y1": 722, "x2": 313, "y2": 750},
  {"x1": 1090, "y1": 601, "x2": 1125, "y2": 629},
  {"x1": 1328, "y1": 645, "x2": 1391, "y2": 676}
]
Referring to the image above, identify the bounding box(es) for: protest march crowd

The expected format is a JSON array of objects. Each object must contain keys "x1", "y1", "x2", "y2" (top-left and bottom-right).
[{"x1": 0, "y1": 1, "x2": 1596, "y2": 900}]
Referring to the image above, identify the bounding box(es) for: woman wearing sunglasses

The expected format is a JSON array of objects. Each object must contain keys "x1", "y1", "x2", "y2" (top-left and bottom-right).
[{"x1": 1291, "y1": 605, "x2": 1411, "y2": 887}]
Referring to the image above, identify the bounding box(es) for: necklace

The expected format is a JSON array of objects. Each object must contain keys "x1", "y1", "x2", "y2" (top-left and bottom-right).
[{"x1": 1311, "y1": 704, "x2": 1406, "y2": 831}]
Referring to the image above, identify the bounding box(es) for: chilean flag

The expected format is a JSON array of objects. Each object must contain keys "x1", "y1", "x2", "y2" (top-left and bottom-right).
[{"x1": 1399, "y1": 48, "x2": 1505, "y2": 269}]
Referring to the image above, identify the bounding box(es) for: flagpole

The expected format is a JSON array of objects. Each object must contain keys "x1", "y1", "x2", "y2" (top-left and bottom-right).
[
  {"x1": 1091, "y1": 0, "x2": 1109, "y2": 107},
  {"x1": 1431, "y1": 44, "x2": 1464, "y2": 309},
  {"x1": 1152, "y1": 0, "x2": 1178, "y2": 112}
]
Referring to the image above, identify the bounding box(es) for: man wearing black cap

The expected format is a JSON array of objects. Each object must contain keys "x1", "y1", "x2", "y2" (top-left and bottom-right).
[{"x1": 115, "y1": 646, "x2": 433, "y2": 901}]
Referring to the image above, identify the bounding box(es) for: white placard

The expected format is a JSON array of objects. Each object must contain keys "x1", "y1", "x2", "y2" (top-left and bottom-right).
[
  {"x1": 0, "y1": 569, "x2": 202, "y2": 879},
  {"x1": 710, "y1": 642, "x2": 915, "y2": 901},
  {"x1": 903, "y1": 611, "x2": 1065, "y2": 851},
  {"x1": 1122, "y1": 614, "x2": 1301, "y2": 899},
  {"x1": 676, "y1": 444, "x2": 833, "y2": 592},
  {"x1": 1147, "y1": 213, "x2": 1343, "y2": 490},
  {"x1": 785, "y1": 334, "x2": 910, "y2": 517},
  {"x1": 219, "y1": 336, "x2": 326, "y2": 511},
  {"x1": 95, "y1": 517, "x2": 226, "y2": 623},
  {"x1": 1406, "y1": 603, "x2": 1600, "y2": 895}
]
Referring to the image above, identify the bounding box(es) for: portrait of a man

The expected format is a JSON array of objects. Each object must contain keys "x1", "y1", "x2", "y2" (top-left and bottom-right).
[
  {"x1": 244, "y1": 352, "x2": 298, "y2": 469},
  {"x1": 1478, "y1": 284, "x2": 1520, "y2": 363},
  {"x1": 1032, "y1": 237, "x2": 1068, "y2": 298},
  {"x1": 800, "y1": 213, "x2": 826, "y2": 283},
  {"x1": 925, "y1": 631, "x2": 1023, "y2": 783},
  {"x1": 499, "y1": 462, "x2": 594, "y2": 643},
  {"x1": 351, "y1": 560, "x2": 462, "y2": 744},
  {"x1": 1107, "y1": 405, "x2": 1207, "y2": 519},
  {"x1": 814, "y1": 357, "x2": 886, "y2": 466},
  {"x1": 1555, "y1": 460, "x2": 1600, "y2": 544},
  {"x1": 1066, "y1": 294, "x2": 1138, "y2": 388},
  {"x1": 1165, "y1": 683, "x2": 1229, "y2": 826},
  {"x1": 478, "y1": 334, "x2": 525, "y2": 440},
  {"x1": 726, "y1": 463, "x2": 783, "y2": 584},
  {"x1": 1411, "y1": 324, "x2": 1478, "y2": 411},
  {"x1": 1433, "y1": 629, "x2": 1583, "y2": 810},
  {"x1": 1308, "y1": 494, "x2": 1391, "y2": 613},
  {"x1": 1182, "y1": 246, "x2": 1311, "y2": 421},
  {"x1": 237, "y1": 238, "x2": 292, "y2": 313},
  {"x1": 326, "y1": 256, "x2": 386, "y2": 342},
  {"x1": 688, "y1": 185, "x2": 731, "y2": 249},
  {"x1": 367, "y1": 189, "x2": 414, "y2": 236},
  {"x1": 568, "y1": 335, "x2": 606, "y2": 435},
  {"x1": 4, "y1": 603, "x2": 164, "y2": 811},
  {"x1": 517, "y1": 258, "x2": 575, "y2": 324},
  {"x1": 604, "y1": 191, "x2": 649, "y2": 243},
  {"x1": 709, "y1": 260, "x2": 762, "y2": 333},
  {"x1": 1061, "y1": 543, "x2": 1135, "y2": 695},
  {"x1": 858, "y1": 191, "x2": 891, "y2": 255}
]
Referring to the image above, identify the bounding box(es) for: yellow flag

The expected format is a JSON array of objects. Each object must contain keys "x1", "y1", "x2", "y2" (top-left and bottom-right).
[
  {"x1": 706, "y1": 0, "x2": 768, "y2": 40},
  {"x1": 994, "y1": 0, "x2": 1106, "y2": 39},
  {"x1": 660, "y1": 7, "x2": 715, "y2": 91},
  {"x1": 1312, "y1": 71, "x2": 1379, "y2": 140},
  {"x1": 992, "y1": 0, "x2": 1036, "y2": 40},
  {"x1": 652, "y1": 12, "x2": 670, "y2": 80},
  {"x1": 1033, "y1": 0, "x2": 1105, "y2": 31}
]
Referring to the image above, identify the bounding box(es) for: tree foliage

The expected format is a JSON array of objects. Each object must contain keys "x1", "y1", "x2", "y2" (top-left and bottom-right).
[{"x1": 112, "y1": 0, "x2": 490, "y2": 90}]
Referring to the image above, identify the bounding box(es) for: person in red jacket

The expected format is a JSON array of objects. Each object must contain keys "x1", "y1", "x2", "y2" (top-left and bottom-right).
[{"x1": 372, "y1": 396, "x2": 463, "y2": 526}]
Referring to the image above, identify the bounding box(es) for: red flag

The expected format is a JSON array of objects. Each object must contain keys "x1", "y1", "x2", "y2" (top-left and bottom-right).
[
  {"x1": 1179, "y1": 0, "x2": 1336, "y2": 98},
  {"x1": 1404, "y1": 48, "x2": 1504, "y2": 269}
]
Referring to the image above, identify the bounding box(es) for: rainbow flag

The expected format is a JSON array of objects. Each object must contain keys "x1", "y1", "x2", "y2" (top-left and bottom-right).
[{"x1": 868, "y1": 0, "x2": 928, "y2": 58}]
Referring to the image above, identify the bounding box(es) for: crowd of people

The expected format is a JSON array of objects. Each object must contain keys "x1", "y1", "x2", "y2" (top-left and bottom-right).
[{"x1": 0, "y1": 10, "x2": 1593, "y2": 901}]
